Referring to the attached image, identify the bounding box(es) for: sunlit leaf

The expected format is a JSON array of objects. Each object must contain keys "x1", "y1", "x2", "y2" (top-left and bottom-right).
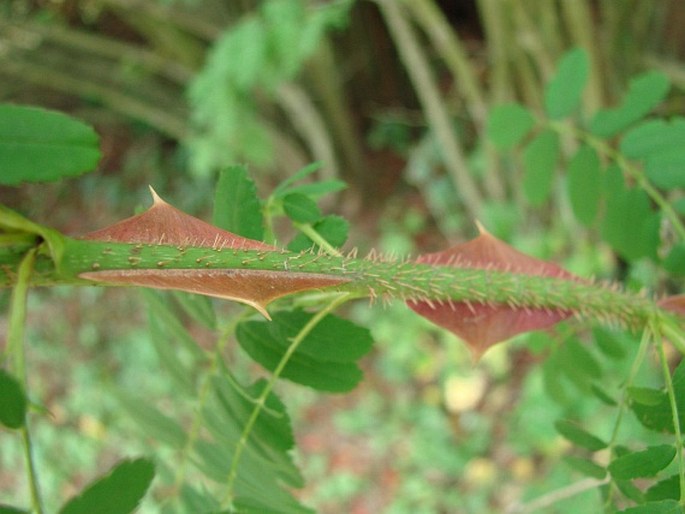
[
  {"x1": 608, "y1": 445, "x2": 676, "y2": 480},
  {"x1": 487, "y1": 103, "x2": 535, "y2": 150},
  {"x1": 544, "y1": 47, "x2": 589, "y2": 119},
  {"x1": 590, "y1": 71, "x2": 670, "y2": 137},
  {"x1": 0, "y1": 104, "x2": 101, "y2": 185},
  {"x1": 58, "y1": 458, "x2": 154, "y2": 514},
  {"x1": 408, "y1": 226, "x2": 575, "y2": 358},
  {"x1": 0, "y1": 369, "x2": 26, "y2": 429},
  {"x1": 522, "y1": 130, "x2": 559, "y2": 206}
]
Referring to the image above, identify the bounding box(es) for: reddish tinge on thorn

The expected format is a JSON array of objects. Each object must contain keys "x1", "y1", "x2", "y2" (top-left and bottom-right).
[
  {"x1": 79, "y1": 188, "x2": 348, "y2": 317},
  {"x1": 408, "y1": 224, "x2": 577, "y2": 359}
]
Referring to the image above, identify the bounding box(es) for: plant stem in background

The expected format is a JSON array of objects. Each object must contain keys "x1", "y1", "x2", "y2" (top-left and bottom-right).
[
  {"x1": 6, "y1": 249, "x2": 44, "y2": 514},
  {"x1": 376, "y1": 0, "x2": 484, "y2": 220}
]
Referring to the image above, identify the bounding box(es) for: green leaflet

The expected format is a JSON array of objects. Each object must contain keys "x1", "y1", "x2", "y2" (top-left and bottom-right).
[
  {"x1": 58, "y1": 458, "x2": 155, "y2": 514},
  {"x1": 236, "y1": 309, "x2": 373, "y2": 392},
  {"x1": 618, "y1": 500, "x2": 681, "y2": 514},
  {"x1": 601, "y1": 167, "x2": 660, "y2": 261},
  {"x1": 567, "y1": 145, "x2": 601, "y2": 226},
  {"x1": 486, "y1": 103, "x2": 535, "y2": 150},
  {"x1": 630, "y1": 360, "x2": 685, "y2": 434},
  {"x1": 608, "y1": 445, "x2": 676, "y2": 480},
  {"x1": 544, "y1": 47, "x2": 590, "y2": 119},
  {"x1": 590, "y1": 71, "x2": 670, "y2": 138},
  {"x1": 620, "y1": 117, "x2": 685, "y2": 190},
  {"x1": 562, "y1": 456, "x2": 606, "y2": 480},
  {"x1": 555, "y1": 419, "x2": 607, "y2": 451},
  {"x1": 0, "y1": 369, "x2": 27, "y2": 429},
  {"x1": 0, "y1": 104, "x2": 101, "y2": 186},
  {"x1": 213, "y1": 165, "x2": 265, "y2": 241},
  {"x1": 522, "y1": 130, "x2": 559, "y2": 206},
  {"x1": 282, "y1": 193, "x2": 322, "y2": 223}
]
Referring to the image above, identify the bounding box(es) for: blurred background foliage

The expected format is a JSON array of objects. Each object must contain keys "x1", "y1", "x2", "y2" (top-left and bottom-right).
[{"x1": 2, "y1": 0, "x2": 685, "y2": 512}]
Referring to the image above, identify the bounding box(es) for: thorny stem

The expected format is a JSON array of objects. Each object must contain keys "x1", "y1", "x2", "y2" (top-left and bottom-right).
[{"x1": 220, "y1": 292, "x2": 356, "y2": 509}]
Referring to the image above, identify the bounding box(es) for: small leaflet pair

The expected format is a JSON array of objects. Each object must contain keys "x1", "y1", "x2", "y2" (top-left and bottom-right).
[{"x1": 80, "y1": 190, "x2": 682, "y2": 359}]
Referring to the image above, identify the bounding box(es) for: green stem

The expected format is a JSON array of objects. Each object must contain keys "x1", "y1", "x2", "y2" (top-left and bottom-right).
[
  {"x1": 7, "y1": 249, "x2": 44, "y2": 514},
  {"x1": 602, "y1": 327, "x2": 651, "y2": 510},
  {"x1": 292, "y1": 222, "x2": 342, "y2": 257},
  {"x1": 220, "y1": 292, "x2": 355, "y2": 508},
  {"x1": 654, "y1": 322, "x2": 685, "y2": 506}
]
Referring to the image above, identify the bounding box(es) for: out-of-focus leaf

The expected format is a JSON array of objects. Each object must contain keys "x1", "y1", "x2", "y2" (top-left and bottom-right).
[
  {"x1": 522, "y1": 130, "x2": 559, "y2": 206},
  {"x1": 555, "y1": 420, "x2": 607, "y2": 451},
  {"x1": 213, "y1": 165, "x2": 264, "y2": 241},
  {"x1": 590, "y1": 71, "x2": 670, "y2": 137},
  {"x1": 601, "y1": 168, "x2": 660, "y2": 261},
  {"x1": 58, "y1": 458, "x2": 154, "y2": 514},
  {"x1": 562, "y1": 456, "x2": 606, "y2": 479},
  {"x1": 0, "y1": 369, "x2": 26, "y2": 429},
  {"x1": 407, "y1": 226, "x2": 575, "y2": 358},
  {"x1": 544, "y1": 47, "x2": 589, "y2": 119},
  {"x1": 663, "y1": 243, "x2": 685, "y2": 277},
  {"x1": 0, "y1": 505, "x2": 30, "y2": 514},
  {"x1": 487, "y1": 103, "x2": 535, "y2": 150},
  {"x1": 618, "y1": 500, "x2": 681, "y2": 514},
  {"x1": 646, "y1": 474, "x2": 680, "y2": 502},
  {"x1": 620, "y1": 118, "x2": 685, "y2": 190},
  {"x1": 0, "y1": 104, "x2": 101, "y2": 185},
  {"x1": 630, "y1": 361, "x2": 685, "y2": 434},
  {"x1": 236, "y1": 310, "x2": 373, "y2": 392},
  {"x1": 283, "y1": 193, "x2": 322, "y2": 223},
  {"x1": 608, "y1": 445, "x2": 676, "y2": 480},
  {"x1": 114, "y1": 391, "x2": 186, "y2": 449},
  {"x1": 567, "y1": 145, "x2": 602, "y2": 225},
  {"x1": 628, "y1": 387, "x2": 665, "y2": 406},
  {"x1": 173, "y1": 291, "x2": 217, "y2": 330}
]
